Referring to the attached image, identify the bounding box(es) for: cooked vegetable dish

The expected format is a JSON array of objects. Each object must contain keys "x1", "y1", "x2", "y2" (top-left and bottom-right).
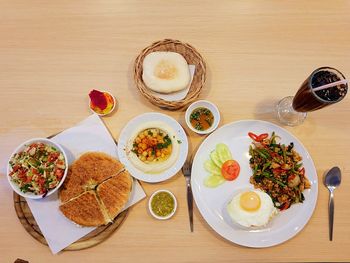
[
  {"x1": 132, "y1": 128, "x2": 172, "y2": 163},
  {"x1": 248, "y1": 132, "x2": 311, "y2": 210},
  {"x1": 9, "y1": 142, "x2": 66, "y2": 196}
]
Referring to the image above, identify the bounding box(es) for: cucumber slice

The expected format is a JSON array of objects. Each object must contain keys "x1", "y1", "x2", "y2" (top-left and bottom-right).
[
  {"x1": 216, "y1": 143, "x2": 232, "y2": 163},
  {"x1": 204, "y1": 174, "x2": 225, "y2": 188},
  {"x1": 210, "y1": 150, "x2": 223, "y2": 168},
  {"x1": 204, "y1": 159, "x2": 221, "y2": 176}
]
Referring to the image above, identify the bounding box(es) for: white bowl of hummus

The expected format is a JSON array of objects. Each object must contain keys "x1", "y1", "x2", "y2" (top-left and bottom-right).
[{"x1": 118, "y1": 113, "x2": 188, "y2": 183}]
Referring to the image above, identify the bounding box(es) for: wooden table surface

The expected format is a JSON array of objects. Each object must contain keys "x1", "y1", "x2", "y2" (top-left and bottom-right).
[{"x1": 0, "y1": 1, "x2": 349, "y2": 262}]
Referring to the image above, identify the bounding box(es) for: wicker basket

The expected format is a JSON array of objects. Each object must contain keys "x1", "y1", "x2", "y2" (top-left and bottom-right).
[{"x1": 134, "y1": 39, "x2": 206, "y2": 111}]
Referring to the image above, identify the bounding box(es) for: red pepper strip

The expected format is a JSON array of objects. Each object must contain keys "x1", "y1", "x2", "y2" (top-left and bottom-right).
[
  {"x1": 287, "y1": 174, "x2": 296, "y2": 182},
  {"x1": 272, "y1": 168, "x2": 286, "y2": 175},
  {"x1": 270, "y1": 152, "x2": 278, "y2": 158},
  {"x1": 248, "y1": 132, "x2": 269, "y2": 142},
  {"x1": 248, "y1": 132, "x2": 259, "y2": 141},
  {"x1": 257, "y1": 133, "x2": 268, "y2": 141},
  {"x1": 279, "y1": 201, "x2": 291, "y2": 211}
]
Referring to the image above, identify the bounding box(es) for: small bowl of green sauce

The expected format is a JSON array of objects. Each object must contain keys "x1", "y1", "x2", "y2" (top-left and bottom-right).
[{"x1": 148, "y1": 190, "x2": 177, "y2": 220}]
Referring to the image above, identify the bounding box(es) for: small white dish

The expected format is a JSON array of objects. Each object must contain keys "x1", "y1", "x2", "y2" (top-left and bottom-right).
[
  {"x1": 185, "y1": 100, "x2": 220, "y2": 135},
  {"x1": 89, "y1": 90, "x2": 116, "y2": 116},
  {"x1": 7, "y1": 138, "x2": 68, "y2": 199},
  {"x1": 148, "y1": 189, "x2": 177, "y2": 220},
  {"x1": 118, "y1": 112, "x2": 188, "y2": 183}
]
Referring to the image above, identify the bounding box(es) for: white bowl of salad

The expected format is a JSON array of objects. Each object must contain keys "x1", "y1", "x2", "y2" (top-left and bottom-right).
[{"x1": 7, "y1": 138, "x2": 68, "y2": 199}]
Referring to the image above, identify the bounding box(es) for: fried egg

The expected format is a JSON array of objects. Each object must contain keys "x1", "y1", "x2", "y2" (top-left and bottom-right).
[
  {"x1": 142, "y1": 51, "x2": 190, "y2": 94},
  {"x1": 227, "y1": 190, "x2": 277, "y2": 228}
]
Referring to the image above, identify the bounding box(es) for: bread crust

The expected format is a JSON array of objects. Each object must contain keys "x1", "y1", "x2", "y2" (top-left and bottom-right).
[
  {"x1": 59, "y1": 152, "x2": 131, "y2": 226},
  {"x1": 59, "y1": 191, "x2": 109, "y2": 227},
  {"x1": 97, "y1": 171, "x2": 132, "y2": 219},
  {"x1": 60, "y1": 152, "x2": 124, "y2": 203}
]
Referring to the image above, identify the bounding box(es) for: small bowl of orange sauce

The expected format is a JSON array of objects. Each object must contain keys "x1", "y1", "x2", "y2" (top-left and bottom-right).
[
  {"x1": 89, "y1": 89, "x2": 116, "y2": 116},
  {"x1": 185, "y1": 100, "x2": 220, "y2": 135}
]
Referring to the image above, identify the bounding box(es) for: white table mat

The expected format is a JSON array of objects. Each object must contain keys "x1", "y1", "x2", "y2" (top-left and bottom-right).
[{"x1": 25, "y1": 114, "x2": 146, "y2": 254}]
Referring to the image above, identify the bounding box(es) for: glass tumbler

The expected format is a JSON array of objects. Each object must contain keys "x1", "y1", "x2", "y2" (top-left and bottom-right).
[{"x1": 276, "y1": 67, "x2": 348, "y2": 126}]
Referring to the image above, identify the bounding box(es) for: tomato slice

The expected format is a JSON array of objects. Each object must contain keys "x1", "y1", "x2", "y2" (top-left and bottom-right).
[{"x1": 221, "y1": 160, "x2": 240, "y2": 181}]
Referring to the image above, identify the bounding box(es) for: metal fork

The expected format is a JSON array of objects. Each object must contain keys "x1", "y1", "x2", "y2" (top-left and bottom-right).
[{"x1": 182, "y1": 159, "x2": 193, "y2": 232}]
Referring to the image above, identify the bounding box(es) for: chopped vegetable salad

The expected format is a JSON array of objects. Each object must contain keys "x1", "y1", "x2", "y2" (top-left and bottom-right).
[{"x1": 9, "y1": 142, "x2": 66, "y2": 196}]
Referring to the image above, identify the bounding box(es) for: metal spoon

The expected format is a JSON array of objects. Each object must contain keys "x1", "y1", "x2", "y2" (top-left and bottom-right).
[{"x1": 323, "y1": 166, "x2": 341, "y2": 241}]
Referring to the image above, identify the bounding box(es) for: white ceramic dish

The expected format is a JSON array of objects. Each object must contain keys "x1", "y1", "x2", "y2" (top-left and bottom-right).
[
  {"x1": 148, "y1": 189, "x2": 177, "y2": 220},
  {"x1": 191, "y1": 120, "x2": 318, "y2": 247},
  {"x1": 185, "y1": 100, "x2": 220, "y2": 135},
  {"x1": 7, "y1": 138, "x2": 68, "y2": 199},
  {"x1": 89, "y1": 90, "x2": 116, "y2": 116},
  {"x1": 118, "y1": 112, "x2": 188, "y2": 183}
]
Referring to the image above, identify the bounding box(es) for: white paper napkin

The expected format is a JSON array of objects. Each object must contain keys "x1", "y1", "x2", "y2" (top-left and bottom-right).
[
  {"x1": 26, "y1": 114, "x2": 146, "y2": 254},
  {"x1": 149, "y1": 65, "x2": 195, "y2": 101}
]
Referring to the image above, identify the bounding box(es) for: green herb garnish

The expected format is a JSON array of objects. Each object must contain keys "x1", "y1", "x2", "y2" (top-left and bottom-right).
[
  {"x1": 20, "y1": 184, "x2": 31, "y2": 193},
  {"x1": 156, "y1": 135, "x2": 172, "y2": 149}
]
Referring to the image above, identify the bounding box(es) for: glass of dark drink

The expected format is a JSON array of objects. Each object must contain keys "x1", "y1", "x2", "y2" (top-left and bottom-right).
[{"x1": 276, "y1": 67, "x2": 348, "y2": 126}]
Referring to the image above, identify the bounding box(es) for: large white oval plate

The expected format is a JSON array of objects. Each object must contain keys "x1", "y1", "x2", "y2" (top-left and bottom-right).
[
  {"x1": 118, "y1": 112, "x2": 188, "y2": 183},
  {"x1": 191, "y1": 120, "x2": 318, "y2": 247}
]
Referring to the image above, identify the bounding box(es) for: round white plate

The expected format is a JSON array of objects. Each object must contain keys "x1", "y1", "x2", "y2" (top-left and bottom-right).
[
  {"x1": 118, "y1": 112, "x2": 188, "y2": 183},
  {"x1": 191, "y1": 120, "x2": 318, "y2": 247}
]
